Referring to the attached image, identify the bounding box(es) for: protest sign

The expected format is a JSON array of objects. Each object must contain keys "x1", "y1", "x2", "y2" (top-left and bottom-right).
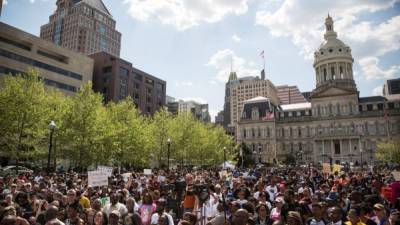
[
  {"x1": 88, "y1": 170, "x2": 108, "y2": 187},
  {"x1": 100, "y1": 197, "x2": 110, "y2": 207},
  {"x1": 144, "y1": 169, "x2": 152, "y2": 175},
  {"x1": 97, "y1": 166, "x2": 113, "y2": 177},
  {"x1": 323, "y1": 163, "x2": 331, "y2": 174}
]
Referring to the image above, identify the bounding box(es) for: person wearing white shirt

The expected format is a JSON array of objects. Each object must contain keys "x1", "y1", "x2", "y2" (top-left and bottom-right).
[
  {"x1": 150, "y1": 199, "x2": 174, "y2": 225},
  {"x1": 103, "y1": 193, "x2": 128, "y2": 220},
  {"x1": 265, "y1": 181, "x2": 278, "y2": 203}
]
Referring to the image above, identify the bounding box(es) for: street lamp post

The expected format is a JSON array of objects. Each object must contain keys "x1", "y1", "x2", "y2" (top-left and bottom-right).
[
  {"x1": 47, "y1": 121, "x2": 56, "y2": 173},
  {"x1": 223, "y1": 147, "x2": 226, "y2": 169},
  {"x1": 167, "y1": 138, "x2": 171, "y2": 172}
]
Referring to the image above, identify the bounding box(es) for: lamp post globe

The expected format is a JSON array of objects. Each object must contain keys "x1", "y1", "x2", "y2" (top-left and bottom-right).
[
  {"x1": 47, "y1": 121, "x2": 56, "y2": 173},
  {"x1": 167, "y1": 138, "x2": 171, "y2": 172}
]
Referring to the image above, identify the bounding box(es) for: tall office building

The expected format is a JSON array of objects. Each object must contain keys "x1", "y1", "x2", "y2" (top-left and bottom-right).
[
  {"x1": 40, "y1": 0, "x2": 121, "y2": 57},
  {"x1": 0, "y1": 22, "x2": 93, "y2": 94},
  {"x1": 178, "y1": 100, "x2": 211, "y2": 122},
  {"x1": 276, "y1": 85, "x2": 307, "y2": 104}
]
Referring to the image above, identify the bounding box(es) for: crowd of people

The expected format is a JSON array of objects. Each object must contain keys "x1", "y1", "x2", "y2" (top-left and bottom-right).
[{"x1": 0, "y1": 165, "x2": 399, "y2": 225}]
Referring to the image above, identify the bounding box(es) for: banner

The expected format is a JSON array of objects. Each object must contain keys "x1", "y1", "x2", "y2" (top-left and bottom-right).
[
  {"x1": 97, "y1": 166, "x2": 113, "y2": 177},
  {"x1": 88, "y1": 170, "x2": 109, "y2": 187},
  {"x1": 144, "y1": 169, "x2": 152, "y2": 175},
  {"x1": 322, "y1": 163, "x2": 331, "y2": 174}
]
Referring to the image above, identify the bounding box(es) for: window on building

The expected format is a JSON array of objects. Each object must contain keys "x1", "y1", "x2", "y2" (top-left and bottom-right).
[
  {"x1": 331, "y1": 67, "x2": 335, "y2": 80},
  {"x1": 119, "y1": 67, "x2": 129, "y2": 77},
  {"x1": 339, "y1": 66, "x2": 344, "y2": 78},
  {"x1": 366, "y1": 104, "x2": 373, "y2": 111},
  {"x1": 334, "y1": 141, "x2": 340, "y2": 154},
  {"x1": 323, "y1": 68, "x2": 327, "y2": 81},
  {"x1": 103, "y1": 66, "x2": 112, "y2": 73},
  {"x1": 298, "y1": 128, "x2": 302, "y2": 137}
]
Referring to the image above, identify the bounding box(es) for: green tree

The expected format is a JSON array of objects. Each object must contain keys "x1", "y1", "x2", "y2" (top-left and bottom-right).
[
  {"x1": 0, "y1": 70, "x2": 52, "y2": 162},
  {"x1": 148, "y1": 108, "x2": 172, "y2": 167},
  {"x1": 105, "y1": 98, "x2": 147, "y2": 167},
  {"x1": 58, "y1": 82, "x2": 105, "y2": 169},
  {"x1": 375, "y1": 140, "x2": 400, "y2": 164}
]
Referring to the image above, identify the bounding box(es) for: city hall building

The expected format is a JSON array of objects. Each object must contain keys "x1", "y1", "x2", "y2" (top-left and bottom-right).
[{"x1": 235, "y1": 16, "x2": 400, "y2": 165}]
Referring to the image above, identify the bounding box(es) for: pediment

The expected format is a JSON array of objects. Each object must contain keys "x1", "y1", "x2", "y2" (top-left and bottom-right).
[{"x1": 311, "y1": 86, "x2": 357, "y2": 98}]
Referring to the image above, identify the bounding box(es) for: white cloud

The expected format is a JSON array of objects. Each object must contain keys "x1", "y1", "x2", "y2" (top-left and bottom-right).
[
  {"x1": 180, "y1": 97, "x2": 207, "y2": 104},
  {"x1": 372, "y1": 85, "x2": 383, "y2": 96},
  {"x1": 123, "y1": 0, "x2": 250, "y2": 31},
  {"x1": 207, "y1": 49, "x2": 260, "y2": 82},
  {"x1": 232, "y1": 34, "x2": 241, "y2": 42},
  {"x1": 358, "y1": 56, "x2": 400, "y2": 80},
  {"x1": 255, "y1": 0, "x2": 400, "y2": 61},
  {"x1": 175, "y1": 81, "x2": 193, "y2": 87}
]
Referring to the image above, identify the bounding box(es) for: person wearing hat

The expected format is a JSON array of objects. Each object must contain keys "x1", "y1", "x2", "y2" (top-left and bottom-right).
[
  {"x1": 270, "y1": 197, "x2": 284, "y2": 221},
  {"x1": 389, "y1": 210, "x2": 400, "y2": 225},
  {"x1": 287, "y1": 211, "x2": 303, "y2": 225},
  {"x1": 372, "y1": 204, "x2": 389, "y2": 225}
]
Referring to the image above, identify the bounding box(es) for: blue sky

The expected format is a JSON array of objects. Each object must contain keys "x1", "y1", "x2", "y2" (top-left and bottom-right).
[{"x1": 1, "y1": 0, "x2": 400, "y2": 120}]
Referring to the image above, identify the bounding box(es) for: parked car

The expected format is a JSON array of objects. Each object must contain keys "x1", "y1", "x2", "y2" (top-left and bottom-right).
[{"x1": 0, "y1": 166, "x2": 33, "y2": 176}]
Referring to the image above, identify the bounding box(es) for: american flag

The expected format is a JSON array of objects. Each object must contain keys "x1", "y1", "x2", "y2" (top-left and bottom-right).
[{"x1": 262, "y1": 110, "x2": 274, "y2": 120}]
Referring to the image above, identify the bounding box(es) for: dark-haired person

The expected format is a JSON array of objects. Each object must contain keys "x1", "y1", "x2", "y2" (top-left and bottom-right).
[
  {"x1": 93, "y1": 211, "x2": 108, "y2": 225},
  {"x1": 255, "y1": 204, "x2": 273, "y2": 225},
  {"x1": 306, "y1": 203, "x2": 328, "y2": 225},
  {"x1": 345, "y1": 208, "x2": 366, "y2": 225},
  {"x1": 328, "y1": 207, "x2": 345, "y2": 225},
  {"x1": 65, "y1": 202, "x2": 84, "y2": 225},
  {"x1": 359, "y1": 203, "x2": 377, "y2": 225}
]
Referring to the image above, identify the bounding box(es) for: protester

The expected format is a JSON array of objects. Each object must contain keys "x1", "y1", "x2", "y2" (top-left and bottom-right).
[{"x1": 0, "y1": 164, "x2": 398, "y2": 225}]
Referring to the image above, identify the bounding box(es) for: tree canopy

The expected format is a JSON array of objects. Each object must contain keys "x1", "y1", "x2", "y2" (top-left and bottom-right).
[{"x1": 0, "y1": 70, "x2": 234, "y2": 169}]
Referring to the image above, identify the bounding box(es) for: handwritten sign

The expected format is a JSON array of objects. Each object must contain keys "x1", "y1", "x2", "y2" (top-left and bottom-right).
[
  {"x1": 97, "y1": 166, "x2": 113, "y2": 177},
  {"x1": 88, "y1": 170, "x2": 108, "y2": 187}
]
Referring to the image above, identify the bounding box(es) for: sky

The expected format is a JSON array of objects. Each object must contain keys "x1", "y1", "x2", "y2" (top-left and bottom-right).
[{"x1": 1, "y1": 0, "x2": 400, "y2": 121}]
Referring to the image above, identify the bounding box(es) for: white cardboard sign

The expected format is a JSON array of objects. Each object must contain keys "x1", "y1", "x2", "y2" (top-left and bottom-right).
[
  {"x1": 97, "y1": 166, "x2": 113, "y2": 177},
  {"x1": 144, "y1": 169, "x2": 152, "y2": 175},
  {"x1": 88, "y1": 170, "x2": 109, "y2": 187}
]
